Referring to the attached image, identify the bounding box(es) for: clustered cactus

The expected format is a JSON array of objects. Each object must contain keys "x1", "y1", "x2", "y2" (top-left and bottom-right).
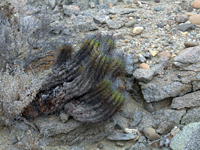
[{"x1": 23, "y1": 33, "x2": 125, "y2": 123}]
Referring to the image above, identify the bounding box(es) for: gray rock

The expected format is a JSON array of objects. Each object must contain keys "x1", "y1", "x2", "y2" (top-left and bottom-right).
[
  {"x1": 120, "y1": 9, "x2": 136, "y2": 15},
  {"x1": 106, "y1": 20, "x2": 124, "y2": 29},
  {"x1": 132, "y1": 143, "x2": 149, "y2": 150},
  {"x1": 125, "y1": 20, "x2": 138, "y2": 27},
  {"x1": 181, "y1": 107, "x2": 200, "y2": 125},
  {"x1": 154, "y1": 6, "x2": 162, "y2": 11},
  {"x1": 33, "y1": 115, "x2": 115, "y2": 146},
  {"x1": 177, "y1": 23, "x2": 195, "y2": 32},
  {"x1": 133, "y1": 68, "x2": 154, "y2": 82},
  {"x1": 141, "y1": 76, "x2": 192, "y2": 103},
  {"x1": 138, "y1": 54, "x2": 146, "y2": 62},
  {"x1": 124, "y1": 54, "x2": 134, "y2": 75},
  {"x1": 129, "y1": 110, "x2": 143, "y2": 127},
  {"x1": 107, "y1": 132, "x2": 138, "y2": 141},
  {"x1": 156, "y1": 120, "x2": 176, "y2": 134},
  {"x1": 97, "y1": 143, "x2": 104, "y2": 149},
  {"x1": 74, "y1": 21, "x2": 98, "y2": 32},
  {"x1": 139, "y1": 108, "x2": 186, "y2": 130},
  {"x1": 170, "y1": 122, "x2": 200, "y2": 150},
  {"x1": 176, "y1": 14, "x2": 188, "y2": 23},
  {"x1": 109, "y1": 9, "x2": 117, "y2": 14},
  {"x1": 63, "y1": 5, "x2": 80, "y2": 17},
  {"x1": 48, "y1": 0, "x2": 56, "y2": 8},
  {"x1": 171, "y1": 91, "x2": 200, "y2": 109},
  {"x1": 138, "y1": 136, "x2": 147, "y2": 143},
  {"x1": 93, "y1": 15, "x2": 109, "y2": 24},
  {"x1": 174, "y1": 46, "x2": 200, "y2": 66},
  {"x1": 89, "y1": 2, "x2": 95, "y2": 8},
  {"x1": 184, "y1": 41, "x2": 199, "y2": 47},
  {"x1": 60, "y1": 111, "x2": 70, "y2": 123}
]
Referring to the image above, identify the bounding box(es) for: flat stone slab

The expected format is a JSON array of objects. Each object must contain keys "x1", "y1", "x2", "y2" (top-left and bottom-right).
[
  {"x1": 107, "y1": 132, "x2": 137, "y2": 141},
  {"x1": 171, "y1": 91, "x2": 200, "y2": 109}
]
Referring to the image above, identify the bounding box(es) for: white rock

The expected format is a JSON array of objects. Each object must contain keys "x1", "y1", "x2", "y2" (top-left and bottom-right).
[{"x1": 132, "y1": 26, "x2": 144, "y2": 35}]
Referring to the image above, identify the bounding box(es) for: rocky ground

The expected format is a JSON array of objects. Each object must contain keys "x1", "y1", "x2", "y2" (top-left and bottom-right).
[{"x1": 1, "y1": 0, "x2": 200, "y2": 149}]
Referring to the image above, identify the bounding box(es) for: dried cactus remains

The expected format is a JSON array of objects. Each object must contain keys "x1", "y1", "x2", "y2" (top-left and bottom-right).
[{"x1": 23, "y1": 34, "x2": 125, "y2": 123}]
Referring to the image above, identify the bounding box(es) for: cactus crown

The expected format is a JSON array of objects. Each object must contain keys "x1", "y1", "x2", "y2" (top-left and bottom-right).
[{"x1": 23, "y1": 33, "x2": 125, "y2": 123}]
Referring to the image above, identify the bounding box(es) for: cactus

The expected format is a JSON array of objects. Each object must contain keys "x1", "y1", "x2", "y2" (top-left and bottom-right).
[{"x1": 22, "y1": 34, "x2": 125, "y2": 123}]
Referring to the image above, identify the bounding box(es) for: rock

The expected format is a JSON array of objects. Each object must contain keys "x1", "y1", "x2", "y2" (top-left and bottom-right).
[
  {"x1": 191, "y1": 0, "x2": 200, "y2": 9},
  {"x1": 63, "y1": 5, "x2": 80, "y2": 17},
  {"x1": 156, "y1": 121, "x2": 176, "y2": 134},
  {"x1": 133, "y1": 68, "x2": 154, "y2": 82},
  {"x1": 143, "y1": 127, "x2": 160, "y2": 140},
  {"x1": 170, "y1": 122, "x2": 200, "y2": 150},
  {"x1": 175, "y1": 14, "x2": 188, "y2": 23},
  {"x1": 139, "y1": 63, "x2": 150, "y2": 69},
  {"x1": 120, "y1": 9, "x2": 136, "y2": 15},
  {"x1": 138, "y1": 136, "x2": 147, "y2": 143},
  {"x1": 157, "y1": 52, "x2": 171, "y2": 59},
  {"x1": 171, "y1": 91, "x2": 200, "y2": 109},
  {"x1": 155, "y1": 0, "x2": 160, "y2": 3},
  {"x1": 106, "y1": 20, "x2": 124, "y2": 29},
  {"x1": 74, "y1": 20, "x2": 98, "y2": 32},
  {"x1": 173, "y1": 46, "x2": 200, "y2": 68},
  {"x1": 132, "y1": 143, "x2": 148, "y2": 150},
  {"x1": 89, "y1": 2, "x2": 95, "y2": 8},
  {"x1": 132, "y1": 26, "x2": 144, "y2": 35},
  {"x1": 109, "y1": 9, "x2": 116, "y2": 14},
  {"x1": 48, "y1": 0, "x2": 56, "y2": 8},
  {"x1": 115, "y1": 142, "x2": 124, "y2": 147},
  {"x1": 93, "y1": 15, "x2": 109, "y2": 24},
  {"x1": 107, "y1": 132, "x2": 138, "y2": 141},
  {"x1": 59, "y1": 111, "x2": 70, "y2": 123},
  {"x1": 150, "y1": 50, "x2": 157, "y2": 56},
  {"x1": 33, "y1": 115, "x2": 116, "y2": 146},
  {"x1": 184, "y1": 41, "x2": 199, "y2": 47},
  {"x1": 139, "y1": 108, "x2": 186, "y2": 131},
  {"x1": 189, "y1": 14, "x2": 200, "y2": 25},
  {"x1": 154, "y1": 6, "x2": 162, "y2": 11},
  {"x1": 181, "y1": 107, "x2": 200, "y2": 124},
  {"x1": 124, "y1": 54, "x2": 135, "y2": 75},
  {"x1": 125, "y1": 20, "x2": 138, "y2": 27},
  {"x1": 141, "y1": 75, "x2": 192, "y2": 103},
  {"x1": 129, "y1": 110, "x2": 143, "y2": 127},
  {"x1": 138, "y1": 54, "x2": 146, "y2": 62},
  {"x1": 124, "y1": 128, "x2": 138, "y2": 134},
  {"x1": 177, "y1": 23, "x2": 195, "y2": 32},
  {"x1": 97, "y1": 143, "x2": 104, "y2": 149}
]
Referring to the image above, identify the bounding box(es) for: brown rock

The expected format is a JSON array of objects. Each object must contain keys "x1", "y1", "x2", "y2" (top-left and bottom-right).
[
  {"x1": 184, "y1": 41, "x2": 199, "y2": 47},
  {"x1": 140, "y1": 63, "x2": 150, "y2": 69},
  {"x1": 143, "y1": 127, "x2": 160, "y2": 141},
  {"x1": 170, "y1": 91, "x2": 200, "y2": 109},
  {"x1": 191, "y1": 0, "x2": 200, "y2": 9},
  {"x1": 189, "y1": 14, "x2": 200, "y2": 25},
  {"x1": 157, "y1": 52, "x2": 171, "y2": 59}
]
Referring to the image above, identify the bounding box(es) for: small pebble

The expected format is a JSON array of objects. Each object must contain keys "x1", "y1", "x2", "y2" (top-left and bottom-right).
[
  {"x1": 143, "y1": 127, "x2": 161, "y2": 141},
  {"x1": 97, "y1": 143, "x2": 104, "y2": 149},
  {"x1": 154, "y1": 0, "x2": 160, "y2": 3},
  {"x1": 132, "y1": 26, "x2": 144, "y2": 35},
  {"x1": 115, "y1": 142, "x2": 125, "y2": 147},
  {"x1": 184, "y1": 41, "x2": 199, "y2": 47},
  {"x1": 150, "y1": 50, "x2": 157, "y2": 57},
  {"x1": 157, "y1": 52, "x2": 171, "y2": 59},
  {"x1": 125, "y1": 39, "x2": 129, "y2": 43},
  {"x1": 154, "y1": 6, "x2": 162, "y2": 11},
  {"x1": 140, "y1": 63, "x2": 150, "y2": 69}
]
